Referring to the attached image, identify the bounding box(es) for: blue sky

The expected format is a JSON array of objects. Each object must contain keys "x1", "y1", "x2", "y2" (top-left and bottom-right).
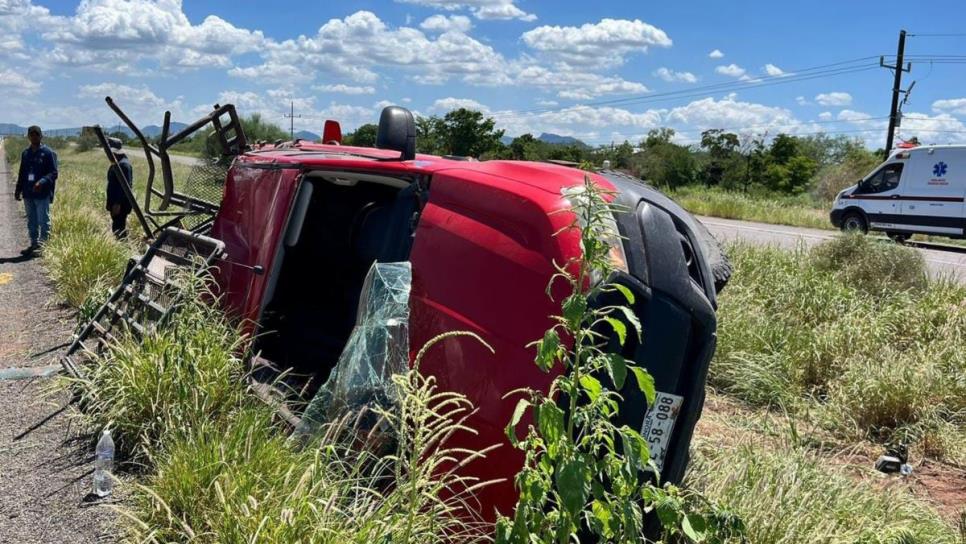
[{"x1": 2, "y1": 0, "x2": 965, "y2": 147}]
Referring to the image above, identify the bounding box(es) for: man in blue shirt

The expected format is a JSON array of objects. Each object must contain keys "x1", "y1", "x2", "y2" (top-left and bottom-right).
[{"x1": 14, "y1": 125, "x2": 58, "y2": 254}]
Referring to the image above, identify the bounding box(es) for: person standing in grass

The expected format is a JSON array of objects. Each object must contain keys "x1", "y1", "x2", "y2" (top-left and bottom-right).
[
  {"x1": 13, "y1": 125, "x2": 58, "y2": 254},
  {"x1": 105, "y1": 137, "x2": 134, "y2": 239}
]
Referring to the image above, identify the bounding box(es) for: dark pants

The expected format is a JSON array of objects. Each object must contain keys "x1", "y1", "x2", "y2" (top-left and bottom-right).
[{"x1": 111, "y1": 213, "x2": 129, "y2": 239}]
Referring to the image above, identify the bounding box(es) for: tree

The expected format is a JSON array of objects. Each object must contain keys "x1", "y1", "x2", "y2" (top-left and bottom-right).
[
  {"x1": 438, "y1": 108, "x2": 504, "y2": 157},
  {"x1": 768, "y1": 133, "x2": 799, "y2": 165},
  {"x1": 699, "y1": 129, "x2": 741, "y2": 187},
  {"x1": 643, "y1": 127, "x2": 675, "y2": 148},
  {"x1": 344, "y1": 123, "x2": 377, "y2": 147},
  {"x1": 416, "y1": 116, "x2": 444, "y2": 155},
  {"x1": 509, "y1": 133, "x2": 537, "y2": 159},
  {"x1": 633, "y1": 129, "x2": 696, "y2": 188}
]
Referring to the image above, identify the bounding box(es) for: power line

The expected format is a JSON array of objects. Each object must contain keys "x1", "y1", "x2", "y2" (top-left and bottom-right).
[
  {"x1": 488, "y1": 63, "x2": 880, "y2": 121},
  {"x1": 490, "y1": 56, "x2": 878, "y2": 118}
]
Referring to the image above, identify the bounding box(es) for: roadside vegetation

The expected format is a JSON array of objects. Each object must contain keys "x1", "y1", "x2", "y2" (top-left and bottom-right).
[
  {"x1": 712, "y1": 236, "x2": 965, "y2": 465},
  {"x1": 5, "y1": 136, "x2": 192, "y2": 307},
  {"x1": 5, "y1": 120, "x2": 961, "y2": 540}
]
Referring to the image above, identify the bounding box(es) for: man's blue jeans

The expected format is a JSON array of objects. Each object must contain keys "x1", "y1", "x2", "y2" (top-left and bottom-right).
[{"x1": 23, "y1": 196, "x2": 51, "y2": 246}]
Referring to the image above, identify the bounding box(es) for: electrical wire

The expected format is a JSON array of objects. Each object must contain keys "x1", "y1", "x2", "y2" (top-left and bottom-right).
[{"x1": 488, "y1": 63, "x2": 880, "y2": 121}]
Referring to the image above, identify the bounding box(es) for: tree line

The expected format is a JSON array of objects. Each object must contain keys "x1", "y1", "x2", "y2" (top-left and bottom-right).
[
  {"x1": 69, "y1": 106, "x2": 883, "y2": 202},
  {"x1": 344, "y1": 108, "x2": 883, "y2": 201}
]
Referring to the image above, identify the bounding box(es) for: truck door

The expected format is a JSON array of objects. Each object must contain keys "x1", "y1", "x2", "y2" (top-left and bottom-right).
[
  {"x1": 852, "y1": 162, "x2": 904, "y2": 230},
  {"x1": 901, "y1": 151, "x2": 965, "y2": 236},
  {"x1": 209, "y1": 163, "x2": 302, "y2": 327}
]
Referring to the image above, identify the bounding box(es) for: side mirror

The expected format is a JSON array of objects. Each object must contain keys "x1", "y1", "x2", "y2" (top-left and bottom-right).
[{"x1": 376, "y1": 106, "x2": 416, "y2": 161}]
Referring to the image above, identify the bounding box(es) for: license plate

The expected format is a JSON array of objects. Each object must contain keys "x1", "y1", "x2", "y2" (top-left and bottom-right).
[{"x1": 640, "y1": 391, "x2": 684, "y2": 473}]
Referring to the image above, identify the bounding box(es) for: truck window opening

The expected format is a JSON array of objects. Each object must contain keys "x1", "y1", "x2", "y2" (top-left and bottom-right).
[{"x1": 254, "y1": 172, "x2": 422, "y2": 397}]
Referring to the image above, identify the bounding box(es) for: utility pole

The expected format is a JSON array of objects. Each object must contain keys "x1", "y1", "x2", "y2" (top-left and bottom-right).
[
  {"x1": 880, "y1": 29, "x2": 911, "y2": 157},
  {"x1": 283, "y1": 101, "x2": 301, "y2": 140}
]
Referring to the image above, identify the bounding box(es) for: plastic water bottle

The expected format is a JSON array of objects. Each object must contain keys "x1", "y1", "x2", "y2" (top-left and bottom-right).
[{"x1": 93, "y1": 429, "x2": 114, "y2": 497}]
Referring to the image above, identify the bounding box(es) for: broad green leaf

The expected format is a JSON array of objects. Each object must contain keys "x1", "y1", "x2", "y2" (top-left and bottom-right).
[
  {"x1": 505, "y1": 398, "x2": 530, "y2": 447},
  {"x1": 619, "y1": 426, "x2": 651, "y2": 471},
  {"x1": 578, "y1": 375, "x2": 602, "y2": 402},
  {"x1": 630, "y1": 366, "x2": 656, "y2": 406},
  {"x1": 556, "y1": 456, "x2": 590, "y2": 517},
  {"x1": 562, "y1": 293, "x2": 587, "y2": 327},
  {"x1": 612, "y1": 283, "x2": 635, "y2": 305},
  {"x1": 604, "y1": 353, "x2": 627, "y2": 390},
  {"x1": 614, "y1": 306, "x2": 642, "y2": 341},
  {"x1": 535, "y1": 329, "x2": 560, "y2": 372},
  {"x1": 682, "y1": 513, "x2": 708, "y2": 542},
  {"x1": 537, "y1": 401, "x2": 565, "y2": 460},
  {"x1": 591, "y1": 500, "x2": 614, "y2": 538},
  {"x1": 604, "y1": 317, "x2": 626, "y2": 345}
]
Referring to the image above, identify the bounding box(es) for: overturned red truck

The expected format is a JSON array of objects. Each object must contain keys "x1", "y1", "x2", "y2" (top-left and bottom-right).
[{"x1": 67, "y1": 100, "x2": 731, "y2": 523}]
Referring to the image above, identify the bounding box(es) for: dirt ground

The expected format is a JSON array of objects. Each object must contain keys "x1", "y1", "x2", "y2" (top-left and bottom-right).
[
  {"x1": 694, "y1": 393, "x2": 966, "y2": 526},
  {"x1": 0, "y1": 142, "x2": 115, "y2": 543}
]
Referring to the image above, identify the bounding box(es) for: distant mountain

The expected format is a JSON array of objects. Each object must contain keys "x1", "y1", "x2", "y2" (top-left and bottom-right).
[
  {"x1": 498, "y1": 133, "x2": 588, "y2": 147},
  {"x1": 295, "y1": 130, "x2": 320, "y2": 141},
  {"x1": 141, "y1": 122, "x2": 189, "y2": 138},
  {"x1": 0, "y1": 122, "x2": 190, "y2": 139},
  {"x1": 537, "y1": 133, "x2": 587, "y2": 147}
]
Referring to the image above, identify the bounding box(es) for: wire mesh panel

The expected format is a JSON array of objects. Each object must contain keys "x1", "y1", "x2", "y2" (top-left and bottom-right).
[
  {"x1": 172, "y1": 157, "x2": 232, "y2": 231},
  {"x1": 61, "y1": 228, "x2": 226, "y2": 378}
]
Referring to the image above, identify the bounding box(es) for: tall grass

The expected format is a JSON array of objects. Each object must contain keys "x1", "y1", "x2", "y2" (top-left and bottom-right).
[
  {"x1": 688, "y1": 440, "x2": 959, "y2": 543},
  {"x1": 713, "y1": 236, "x2": 966, "y2": 463},
  {"x1": 5, "y1": 144, "x2": 197, "y2": 307},
  {"x1": 72, "y1": 281, "x2": 493, "y2": 542},
  {"x1": 669, "y1": 185, "x2": 831, "y2": 230},
  {"x1": 71, "y1": 278, "x2": 248, "y2": 462}
]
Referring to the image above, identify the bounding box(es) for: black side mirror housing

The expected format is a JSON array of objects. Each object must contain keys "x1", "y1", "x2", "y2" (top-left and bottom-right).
[{"x1": 376, "y1": 106, "x2": 416, "y2": 161}]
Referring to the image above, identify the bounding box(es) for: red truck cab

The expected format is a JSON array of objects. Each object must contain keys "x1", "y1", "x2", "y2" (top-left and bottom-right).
[{"x1": 205, "y1": 107, "x2": 729, "y2": 521}]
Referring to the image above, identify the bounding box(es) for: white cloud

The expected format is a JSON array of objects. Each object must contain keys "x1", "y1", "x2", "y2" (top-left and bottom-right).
[
  {"x1": 818, "y1": 111, "x2": 833, "y2": 120},
  {"x1": 654, "y1": 67, "x2": 697, "y2": 83},
  {"x1": 313, "y1": 84, "x2": 376, "y2": 95},
  {"x1": 0, "y1": 67, "x2": 40, "y2": 94},
  {"x1": 932, "y1": 98, "x2": 966, "y2": 115},
  {"x1": 795, "y1": 96, "x2": 810, "y2": 106},
  {"x1": 41, "y1": 0, "x2": 265, "y2": 69},
  {"x1": 78, "y1": 82, "x2": 166, "y2": 107},
  {"x1": 522, "y1": 18, "x2": 671, "y2": 67},
  {"x1": 708, "y1": 49, "x2": 724, "y2": 59},
  {"x1": 395, "y1": 0, "x2": 535, "y2": 21},
  {"x1": 503, "y1": 64, "x2": 648, "y2": 100},
  {"x1": 715, "y1": 64, "x2": 746, "y2": 78},
  {"x1": 815, "y1": 92, "x2": 852, "y2": 106},
  {"x1": 429, "y1": 97, "x2": 491, "y2": 113},
  {"x1": 244, "y1": 11, "x2": 506, "y2": 86},
  {"x1": 420, "y1": 14, "x2": 473, "y2": 33},
  {"x1": 837, "y1": 108, "x2": 966, "y2": 145},
  {"x1": 666, "y1": 95, "x2": 799, "y2": 134},
  {"x1": 763, "y1": 63, "x2": 787, "y2": 77},
  {"x1": 229, "y1": 62, "x2": 313, "y2": 82}
]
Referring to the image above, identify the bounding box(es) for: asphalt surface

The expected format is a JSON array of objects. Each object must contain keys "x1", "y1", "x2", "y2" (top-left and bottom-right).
[
  {"x1": 699, "y1": 215, "x2": 966, "y2": 283},
  {"x1": 0, "y1": 142, "x2": 116, "y2": 543}
]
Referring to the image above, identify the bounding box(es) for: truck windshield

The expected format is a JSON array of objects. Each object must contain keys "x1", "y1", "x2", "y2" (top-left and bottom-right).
[{"x1": 861, "y1": 163, "x2": 903, "y2": 193}]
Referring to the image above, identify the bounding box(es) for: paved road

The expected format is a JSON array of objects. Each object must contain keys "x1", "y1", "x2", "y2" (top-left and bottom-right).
[
  {"x1": 128, "y1": 148, "x2": 203, "y2": 167},
  {"x1": 0, "y1": 142, "x2": 115, "y2": 542},
  {"x1": 699, "y1": 215, "x2": 966, "y2": 283}
]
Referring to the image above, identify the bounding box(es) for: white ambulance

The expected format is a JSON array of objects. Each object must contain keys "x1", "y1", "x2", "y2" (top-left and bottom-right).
[{"x1": 831, "y1": 145, "x2": 966, "y2": 241}]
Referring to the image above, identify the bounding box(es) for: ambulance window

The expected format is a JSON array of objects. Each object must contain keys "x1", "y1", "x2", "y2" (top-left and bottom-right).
[{"x1": 863, "y1": 163, "x2": 903, "y2": 193}]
